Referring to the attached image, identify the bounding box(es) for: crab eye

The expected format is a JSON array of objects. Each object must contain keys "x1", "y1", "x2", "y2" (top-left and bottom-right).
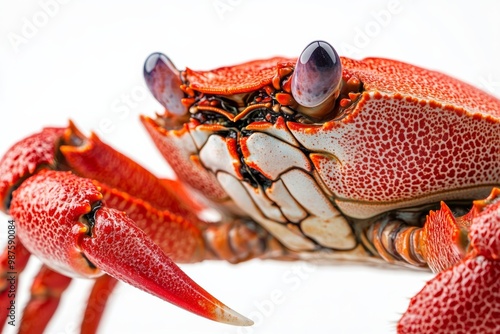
[
  {"x1": 144, "y1": 53, "x2": 187, "y2": 116},
  {"x1": 291, "y1": 41, "x2": 342, "y2": 119}
]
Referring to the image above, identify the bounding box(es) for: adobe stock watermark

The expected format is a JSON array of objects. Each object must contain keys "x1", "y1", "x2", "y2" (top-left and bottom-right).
[
  {"x1": 338, "y1": 0, "x2": 403, "y2": 57},
  {"x1": 213, "y1": 0, "x2": 243, "y2": 20},
  {"x1": 5, "y1": 220, "x2": 18, "y2": 327},
  {"x1": 7, "y1": 0, "x2": 73, "y2": 53},
  {"x1": 95, "y1": 85, "x2": 148, "y2": 137},
  {"x1": 236, "y1": 263, "x2": 316, "y2": 334}
]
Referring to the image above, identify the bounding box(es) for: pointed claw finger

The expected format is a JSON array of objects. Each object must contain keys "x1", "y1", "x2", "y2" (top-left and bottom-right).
[
  {"x1": 79, "y1": 206, "x2": 252, "y2": 326},
  {"x1": 81, "y1": 275, "x2": 118, "y2": 333}
]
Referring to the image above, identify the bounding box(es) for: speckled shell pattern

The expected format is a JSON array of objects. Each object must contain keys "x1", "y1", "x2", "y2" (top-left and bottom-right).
[{"x1": 291, "y1": 57, "x2": 500, "y2": 218}]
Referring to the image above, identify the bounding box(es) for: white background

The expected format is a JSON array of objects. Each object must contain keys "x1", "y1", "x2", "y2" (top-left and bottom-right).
[{"x1": 0, "y1": 1, "x2": 499, "y2": 333}]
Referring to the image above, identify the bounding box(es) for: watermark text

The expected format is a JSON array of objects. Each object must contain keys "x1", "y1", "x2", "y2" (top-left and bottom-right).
[
  {"x1": 7, "y1": 0, "x2": 73, "y2": 53},
  {"x1": 5, "y1": 220, "x2": 18, "y2": 327}
]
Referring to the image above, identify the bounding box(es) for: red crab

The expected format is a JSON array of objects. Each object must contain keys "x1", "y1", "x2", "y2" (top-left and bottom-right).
[{"x1": 0, "y1": 40, "x2": 499, "y2": 333}]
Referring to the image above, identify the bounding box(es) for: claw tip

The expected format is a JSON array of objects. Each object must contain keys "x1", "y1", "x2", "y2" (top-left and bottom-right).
[{"x1": 214, "y1": 304, "x2": 253, "y2": 326}]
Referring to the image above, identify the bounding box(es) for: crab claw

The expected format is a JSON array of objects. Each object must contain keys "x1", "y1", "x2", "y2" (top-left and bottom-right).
[
  {"x1": 291, "y1": 40, "x2": 342, "y2": 119},
  {"x1": 144, "y1": 52, "x2": 187, "y2": 116},
  {"x1": 9, "y1": 170, "x2": 252, "y2": 326}
]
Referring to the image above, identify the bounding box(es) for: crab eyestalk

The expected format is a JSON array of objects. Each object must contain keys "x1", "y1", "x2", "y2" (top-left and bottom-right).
[
  {"x1": 291, "y1": 40, "x2": 343, "y2": 120},
  {"x1": 144, "y1": 52, "x2": 187, "y2": 116}
]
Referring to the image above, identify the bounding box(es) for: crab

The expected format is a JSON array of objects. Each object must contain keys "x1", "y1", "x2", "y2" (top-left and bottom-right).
[{"x1": 0, "y1": 40, "x2": 499, "y2": 334}]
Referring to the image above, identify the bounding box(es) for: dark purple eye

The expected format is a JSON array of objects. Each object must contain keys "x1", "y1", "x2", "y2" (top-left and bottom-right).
[
  {"x1": 144, "y1": 53, "x2": 186, "y2": 115},
  {"x1": 291, "y1": 41, "x2": 342, "y2": 108}
]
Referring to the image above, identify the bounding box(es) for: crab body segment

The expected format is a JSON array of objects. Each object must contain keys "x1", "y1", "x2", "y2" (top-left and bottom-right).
[{"x1": 0, "y1": 41, "x2": 499, "y2": 333}]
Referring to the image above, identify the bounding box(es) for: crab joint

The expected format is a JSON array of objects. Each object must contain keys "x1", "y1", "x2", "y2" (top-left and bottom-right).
[{"x1": 366, "y1": 219, "x2": 427, "y2": 268}]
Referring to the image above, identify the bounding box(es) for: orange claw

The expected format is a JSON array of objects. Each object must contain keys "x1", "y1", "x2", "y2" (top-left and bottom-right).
[{"x1": 9, "y1": 170, "x2": 252, "y2": 326}]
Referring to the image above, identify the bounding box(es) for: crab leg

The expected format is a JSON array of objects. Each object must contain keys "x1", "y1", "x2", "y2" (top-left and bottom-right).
[
  {"x1": 81, "y1": 275, "x2": 118, "y2": 334},
  {"x1": 0, "y1": 242, "x2": 72, "y2": 334},
  {"x1": 0, "y1": 238, "x2": 30, "y2": 332},
  {"x1": 19, "y1": 265, "x2": 72, "y2": 334}
]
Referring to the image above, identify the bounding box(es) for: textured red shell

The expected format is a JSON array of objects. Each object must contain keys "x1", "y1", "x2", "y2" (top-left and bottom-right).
[{"x1": 186, "y1": 57, "x2": 293, "y2": 94}]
